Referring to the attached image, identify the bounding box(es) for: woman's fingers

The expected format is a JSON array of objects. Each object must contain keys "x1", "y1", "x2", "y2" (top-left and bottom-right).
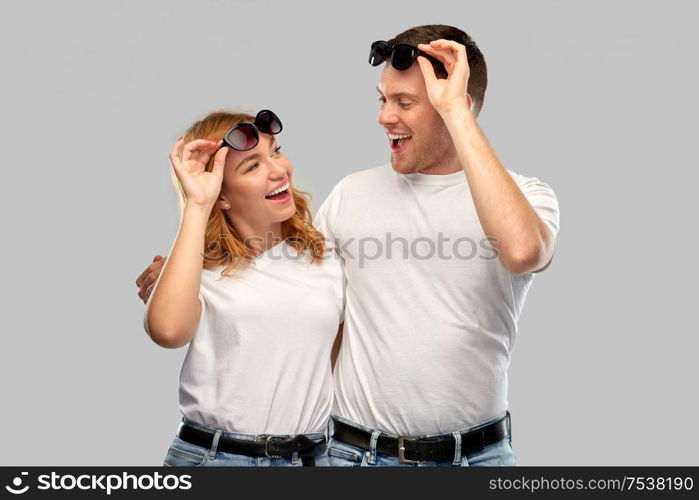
[
  {"x1": 194, "y1": 140, "x2": 224, "y2": 167},
  {"x1": 210, "y1": 145, "x2": 229, "y2": 179},
  {"x1": 169, "y1": 137, "x2": 185, "y2": 170},
  {"x1": 182, "y1": 138, "x2": 219, "y2": 163}
]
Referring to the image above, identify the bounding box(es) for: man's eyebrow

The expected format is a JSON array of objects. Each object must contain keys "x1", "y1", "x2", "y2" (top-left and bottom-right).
[{"x1": 375, "y1": 87, "x2": 419, "y2": 100}]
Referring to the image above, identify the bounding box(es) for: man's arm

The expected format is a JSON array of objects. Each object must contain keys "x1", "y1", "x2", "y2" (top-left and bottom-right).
[
  {"x1": 442, "y1": 106, "x2": 554, "y2": 274},
  {"x1": 417, "y1": 40, "x2": 555, "y2": 275}
]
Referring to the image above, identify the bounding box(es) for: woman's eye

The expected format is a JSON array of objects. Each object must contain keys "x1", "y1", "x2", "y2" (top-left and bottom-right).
[
  {"x1": 272, "y1": 145, "x2": 282, "y2": 157},
  {"x1": 246, "y1": 163, "x2": 259, "y2": 173},
  {"x1": 399, "y1": 101, "x2": 411, "y2": 109}
]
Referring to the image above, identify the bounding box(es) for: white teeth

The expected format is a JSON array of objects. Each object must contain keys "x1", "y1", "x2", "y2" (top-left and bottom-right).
[
  {"x1": 388, "y1": 133, "x2": 411, "y2": 140},
  {"x1": 266, "y1": 182, "x2": 289, "y2": 197}
]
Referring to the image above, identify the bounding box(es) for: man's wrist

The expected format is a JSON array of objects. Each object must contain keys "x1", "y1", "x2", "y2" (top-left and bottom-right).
[{"x1": 439, "y1": 101, "x2": 474, "y2": 122}]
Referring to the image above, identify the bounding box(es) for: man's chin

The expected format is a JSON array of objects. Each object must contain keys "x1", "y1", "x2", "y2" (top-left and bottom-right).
[{"x1": 390, "y1": 156, "x2": 419, "y2": 175}]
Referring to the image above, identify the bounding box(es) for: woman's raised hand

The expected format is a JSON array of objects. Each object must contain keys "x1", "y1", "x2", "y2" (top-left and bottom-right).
[{"x1": 169, "y1": 137, "x2": 229, "y2": 210}]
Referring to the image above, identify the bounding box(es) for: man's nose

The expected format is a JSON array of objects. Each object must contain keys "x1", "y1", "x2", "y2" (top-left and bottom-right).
[{"x1": 378, "y1": 103, "x2": 399, "y2": 126}]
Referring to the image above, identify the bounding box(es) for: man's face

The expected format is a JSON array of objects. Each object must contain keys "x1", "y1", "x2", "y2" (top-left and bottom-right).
[{"x1": 377, "y1": 63, "x2": 456, "y2": 175}]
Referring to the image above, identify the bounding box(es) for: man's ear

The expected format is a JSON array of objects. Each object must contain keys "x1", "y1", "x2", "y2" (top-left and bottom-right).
[{"x1": 467, "y1": 93, "x2": 474, "y2": 113}]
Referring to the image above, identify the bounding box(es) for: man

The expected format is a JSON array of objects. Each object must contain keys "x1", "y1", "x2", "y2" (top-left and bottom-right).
[{"x1": 137, "y1": 24, "x2": 559, "y2": 467}]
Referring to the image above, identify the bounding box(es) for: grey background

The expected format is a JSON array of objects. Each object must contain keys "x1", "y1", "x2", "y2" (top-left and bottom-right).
[{"x1": 1, "y1": 0, "x2": 696, "y2": 465}]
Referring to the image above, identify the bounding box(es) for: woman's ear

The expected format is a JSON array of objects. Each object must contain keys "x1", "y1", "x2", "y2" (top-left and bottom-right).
[{"x1": 218, "y1": 197, "x2": 230, "y2": 210}]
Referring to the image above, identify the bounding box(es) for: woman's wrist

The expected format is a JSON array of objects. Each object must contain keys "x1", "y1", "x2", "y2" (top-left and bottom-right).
[{"x1": 183, "y1": 202, "x2": 214, "y2": 218}]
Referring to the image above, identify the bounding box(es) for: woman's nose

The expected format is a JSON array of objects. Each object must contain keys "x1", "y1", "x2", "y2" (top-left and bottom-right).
[{"x1": 268, "y1": 159, "x2": 287, "y2": 179}]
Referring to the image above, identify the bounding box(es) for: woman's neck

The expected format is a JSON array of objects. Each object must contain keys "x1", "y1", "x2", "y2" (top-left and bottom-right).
[{"x1": 231, "y1": 220, "x2": 284, "y2": 255}]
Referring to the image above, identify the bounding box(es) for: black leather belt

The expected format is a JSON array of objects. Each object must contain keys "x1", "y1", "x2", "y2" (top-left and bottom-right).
[
  {"x1": 178, "y1": 423, "x2": 326, "y2": 459},
  {"x1": 331, "y1": 412, "x2": 510, "y2": 464}
]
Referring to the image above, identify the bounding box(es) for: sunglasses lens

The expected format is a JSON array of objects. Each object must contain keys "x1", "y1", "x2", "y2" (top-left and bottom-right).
[
  {"x1": 369, "y1": 41, "x2": 390, "y2": 66},
  {"x1": 256, "y1": 110, "x2": 282, "y2": 134},
  {"x1": 227, "y1": 123, "x2": 258, "y2": 150},
  {"x1": 392, "y1": 44, "x2": 417, "y2": 70}
]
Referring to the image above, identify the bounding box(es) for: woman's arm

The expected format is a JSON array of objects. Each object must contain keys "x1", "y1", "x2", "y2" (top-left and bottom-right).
[
  {"x1": 144, "y1": 204, "x2": 209, "y2": 348},
  {"x1": 143, "y1": 137, "x2": 228, "y2": 348},
  {"x1": 331, "y1": 323, "x2": 344, "y2": 371}
]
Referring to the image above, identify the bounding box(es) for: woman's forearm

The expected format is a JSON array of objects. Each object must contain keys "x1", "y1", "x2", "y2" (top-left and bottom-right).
[{"x1": 144, "y1": 204, "x2": 210, "y2": 348}]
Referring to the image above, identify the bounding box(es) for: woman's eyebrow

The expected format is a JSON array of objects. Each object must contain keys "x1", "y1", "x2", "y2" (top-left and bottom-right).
[{"x1": 236, "y1": 153, "x2": 261, "y2": 170}]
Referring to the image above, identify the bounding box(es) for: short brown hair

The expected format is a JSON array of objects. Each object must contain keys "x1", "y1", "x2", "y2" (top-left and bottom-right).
[{"x1": 387, "y1": 25, "x2": 487, "y2": 116}]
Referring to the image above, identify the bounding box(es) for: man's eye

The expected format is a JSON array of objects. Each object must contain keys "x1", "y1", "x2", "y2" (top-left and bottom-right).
[
  {"x1": 246, "y1": 163, "x2": 259, "y2": 172},
  {"x1": 378, "y1": 96, "x2": 386, "y2": 104},
  {"x1": 399, "y1": 101, "x2": 411, "y2": 109}
]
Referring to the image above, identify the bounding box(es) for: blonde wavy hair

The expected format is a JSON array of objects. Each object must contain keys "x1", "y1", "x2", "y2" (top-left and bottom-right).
[{"x1": 171, "y1": 110, "x2": 327, "y2": 277}]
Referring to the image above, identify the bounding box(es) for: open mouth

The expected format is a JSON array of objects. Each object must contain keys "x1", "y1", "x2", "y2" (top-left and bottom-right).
[
  {"x1": 265, "y1": 182, "x2": 291, "y2": 202},
  {"x1": 389, "y1": 133, "x2": 412, "y2": 153}
]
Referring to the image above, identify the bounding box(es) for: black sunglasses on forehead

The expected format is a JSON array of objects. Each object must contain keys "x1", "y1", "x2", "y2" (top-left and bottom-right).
[
  {"x1": 220, "y1": 110, "x2": 283, "y2": 151},
  {"x1": 368, "y1": 40, "x2": 440, "y2": 71}
]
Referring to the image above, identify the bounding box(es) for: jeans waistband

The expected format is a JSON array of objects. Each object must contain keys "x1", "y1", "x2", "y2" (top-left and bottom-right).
[
  {"x1": 180, "y1": 418, "x2": 327, "y2": 442},
  {"x1": 330, "y1": 411, "x2": 510, "y2": 439}
]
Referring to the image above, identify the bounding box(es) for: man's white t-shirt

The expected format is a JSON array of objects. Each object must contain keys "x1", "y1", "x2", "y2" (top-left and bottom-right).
[
  {"x1": 314, "y1": 164, "x2": 560, "y2": 436},
  {"x1": 174, "y1": 240, "x2": 345, "y2": 435}
]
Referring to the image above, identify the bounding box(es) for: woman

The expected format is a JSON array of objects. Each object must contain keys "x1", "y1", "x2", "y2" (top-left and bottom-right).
[{"x1": 143, "y1": 109, "x2": 345, "y2": 466}]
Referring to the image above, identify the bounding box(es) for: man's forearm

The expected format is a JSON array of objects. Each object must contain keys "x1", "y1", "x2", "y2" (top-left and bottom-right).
[{"x1": 441, "y1": 107, "x2": 554, "y2": 274}]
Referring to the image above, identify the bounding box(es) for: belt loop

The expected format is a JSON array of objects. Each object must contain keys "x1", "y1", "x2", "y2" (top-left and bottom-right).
[
  {"x1": 208, "y1": 429, "x2": 222, "y2": 459},
  {"x1": 451, "y1": 431, "x2": 462, "y2": 466},
  {"x1": 368, "y1": 430, "x2": 381, "y2": 465}
]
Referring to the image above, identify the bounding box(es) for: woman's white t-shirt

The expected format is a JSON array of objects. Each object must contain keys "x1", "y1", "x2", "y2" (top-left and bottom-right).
[{"x1": 178, "y1": 240, "x2": 345, "y2": 435}]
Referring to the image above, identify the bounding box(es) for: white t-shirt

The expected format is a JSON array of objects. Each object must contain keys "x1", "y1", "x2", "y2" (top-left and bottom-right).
[
  {"x1": 314, "y1": 164, "x2": 560, "y2": 436},
  {"x1": 175, "y1": 239, "x2": 345, "y2": 435}
]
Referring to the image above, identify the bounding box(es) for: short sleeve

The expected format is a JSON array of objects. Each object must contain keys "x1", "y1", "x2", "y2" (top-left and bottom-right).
[
  {"x1": 313, "y1": 179, "x2": 345, "y2": 251},
  {"x1": 314, "y1": 195, "x2": 335, "y2": 243},
  {"x1": 508, "y1": 170, "x2": 560, "y2": 274},
  {"x1": 512, "y1": 172, "x2": 560, "y2": 239}
]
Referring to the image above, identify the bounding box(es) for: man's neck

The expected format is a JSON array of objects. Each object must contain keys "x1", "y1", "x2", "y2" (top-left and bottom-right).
[{"x1": 417, "y1": 152, "x2": 462, "y2": 175}]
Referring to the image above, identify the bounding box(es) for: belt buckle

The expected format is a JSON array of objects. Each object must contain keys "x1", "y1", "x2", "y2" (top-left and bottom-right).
[
  {"x1": 397, "y1": 435, "x2": 425, "y2": 464},
  {"x1": 264, "y1": 435, "x2": 287, "y2": 459}
]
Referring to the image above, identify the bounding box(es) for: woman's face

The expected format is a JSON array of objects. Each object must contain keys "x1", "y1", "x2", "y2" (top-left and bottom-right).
[{"x1": 218, "y1": 132, "x2": 296, "y2": 235}]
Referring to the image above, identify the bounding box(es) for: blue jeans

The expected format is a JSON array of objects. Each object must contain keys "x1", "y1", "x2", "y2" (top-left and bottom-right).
[
  {"x1": 163, "y1": 419, "x2": 330, "y2": 467},
  {"x1": 327, "y1": 411, "x2": 517, "y2": 467}
]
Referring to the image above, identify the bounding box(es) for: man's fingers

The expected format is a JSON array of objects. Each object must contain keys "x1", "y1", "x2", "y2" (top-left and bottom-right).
[
  {"x1": 135, "y1": 257, "x2": 167, "y2": 287},
  {"x1": 144, "y1": 283, "x2": 156, "y2": 303},
  {"x1": 426, "y1": 40, "x2": 470, "y2": 77},
  {"x1": 419, "y1": 43, "x2": 457, "y2": 68},
  {"x1": 138, "y1": 271, "x2": 158, "y2": 298},
  {"x1": 416, "y1": 55, "x2": 438, "y2": 87}
]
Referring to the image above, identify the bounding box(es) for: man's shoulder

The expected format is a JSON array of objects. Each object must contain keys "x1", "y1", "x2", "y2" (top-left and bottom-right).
[
  {"x1": 505, "y1": 168, "x2": 553, "y2": 190},
  {"x1": 330, "y1": 163, "x2": 394, "y2": 195}
]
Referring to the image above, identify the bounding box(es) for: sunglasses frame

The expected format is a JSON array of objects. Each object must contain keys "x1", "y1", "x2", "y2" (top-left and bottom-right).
[
  {"x1": 369, "y1": 40, "x2": 441, "y2": 71},
  {"x1": 221, "y1": 109, "x2": 283, "y2": 151}
]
